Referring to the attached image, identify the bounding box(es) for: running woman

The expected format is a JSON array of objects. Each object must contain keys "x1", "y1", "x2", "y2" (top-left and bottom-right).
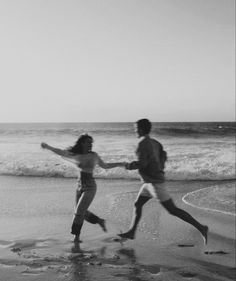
[{"x1": 41, "y1": 134, "x2": 126, "y2": 243}]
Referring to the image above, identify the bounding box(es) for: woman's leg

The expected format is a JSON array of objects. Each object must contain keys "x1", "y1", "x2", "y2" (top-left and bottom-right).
[
  {"x1": 72, "y1": 188, "x2": 83, "y2": 242},
  {"x1": 75, "y1": 185, "x2": 107, "y2": 232},
  {"x1": 72, "y1": 188, "x2": 96, "y2": 241},
  {"x1": 161, "y1": 199, "x2": 208, "y2": 244},
  {"x1": 84, "y1": 211, "x2": 107, "y2": 232}
]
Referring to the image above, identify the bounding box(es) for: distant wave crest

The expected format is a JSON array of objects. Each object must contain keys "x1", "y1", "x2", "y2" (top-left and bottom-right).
[{"x1": 153, "y1": 123, "x2": 236, "y2": 137}]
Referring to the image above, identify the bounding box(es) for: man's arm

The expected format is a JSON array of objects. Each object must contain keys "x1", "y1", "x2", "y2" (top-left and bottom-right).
[{"x1": 126, "y1": 142, "x2": 149, "y2": 170}]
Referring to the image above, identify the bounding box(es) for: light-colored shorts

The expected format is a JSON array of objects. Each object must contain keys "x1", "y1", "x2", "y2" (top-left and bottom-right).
[{"x1": 137, "y1": 182, "x2": 171, "y2": 202}]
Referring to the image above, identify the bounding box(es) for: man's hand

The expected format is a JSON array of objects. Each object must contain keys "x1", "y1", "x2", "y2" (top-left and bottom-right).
[{"x1": 125, "y1": 161, "x2": 139, "y2": 170}]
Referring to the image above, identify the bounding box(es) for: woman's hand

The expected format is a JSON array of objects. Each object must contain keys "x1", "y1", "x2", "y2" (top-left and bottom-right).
[
  {"x1": 40, "y1": 143, "x2": 69, "y2": 157},
  {"x1": 41, "y1": 142, "x2": 49, "y2": 149}
]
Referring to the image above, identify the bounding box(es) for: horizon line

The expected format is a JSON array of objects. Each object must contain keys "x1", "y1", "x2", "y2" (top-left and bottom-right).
[{"x1": 0, "y1": 120, "x2": 235, "y2": 124}]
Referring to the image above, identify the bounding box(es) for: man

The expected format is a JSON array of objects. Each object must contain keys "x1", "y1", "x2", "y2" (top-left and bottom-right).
[{"x1": 118, "y1": 119, "x2": 208, "y2": 244}]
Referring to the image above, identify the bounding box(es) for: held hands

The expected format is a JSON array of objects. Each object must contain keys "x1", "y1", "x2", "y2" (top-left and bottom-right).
[
  {"x1": 117, "y1": 162, "x2": 129, "y2": 168},
  {"x1": 119, "y1": 162, "x2": 131, "y2": 169},
  {"x1": 125, "y1": 162, "x2": 137, "y2": 170},
  {"x1": 118, "y1": 162, "x2": 128, "y2": 167}
]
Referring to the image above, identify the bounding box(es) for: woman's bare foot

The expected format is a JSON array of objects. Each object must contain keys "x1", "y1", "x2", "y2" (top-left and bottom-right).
[{"x1": 74, "y1": 235, "x2": 82, "y2": 243}]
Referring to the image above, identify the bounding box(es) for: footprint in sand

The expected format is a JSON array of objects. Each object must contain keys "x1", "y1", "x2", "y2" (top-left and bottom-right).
[
  {"x1": 204, "y1": 250, "x2": 229, "y2": 255},
  {"x1": 21, "y1": 271, "x2": 41, "y2": 276},
  {"x1": 11, "y1": 247, "x2": 22, "y2": 253},
  {"x1": 179, "y1": 272, "x2": 197, "y2": 278},
  {"x1": 177, "y1": 244, "x2": 195, "y2": 248}
]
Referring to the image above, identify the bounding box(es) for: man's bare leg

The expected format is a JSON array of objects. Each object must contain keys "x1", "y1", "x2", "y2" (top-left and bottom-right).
[
  {"x1": 161, "y1": 199, "x2": 209, "y2": 244},
  {"x1": 118, "y1": 195, "x2": 150, "y2": 239}
]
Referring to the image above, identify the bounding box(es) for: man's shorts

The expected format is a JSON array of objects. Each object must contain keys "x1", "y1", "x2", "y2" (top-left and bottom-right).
[{"x1": 137, "y1": 182, "x2": 171, "y2": 202}]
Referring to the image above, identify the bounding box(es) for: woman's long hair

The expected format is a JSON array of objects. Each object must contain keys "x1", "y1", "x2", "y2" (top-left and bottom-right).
[{"x1": 67, "y1": 134, "x2": 93, "y2": 154}]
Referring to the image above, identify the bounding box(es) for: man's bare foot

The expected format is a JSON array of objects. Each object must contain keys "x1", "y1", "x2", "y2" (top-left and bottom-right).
[
  {"x1": 99, "y1": 219, "x2": 107, "y2": 232},
  {"x1": 201, "y1": 225, "x2": 209, "y2": 245},
  {"x1": 118, "y1": 231, "x2": 135, "y2": 240}
]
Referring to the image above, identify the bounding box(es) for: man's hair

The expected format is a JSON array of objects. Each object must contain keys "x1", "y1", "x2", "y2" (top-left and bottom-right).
[{"x1": 136, "y1": 119, "x2": 152, "y2": 134}]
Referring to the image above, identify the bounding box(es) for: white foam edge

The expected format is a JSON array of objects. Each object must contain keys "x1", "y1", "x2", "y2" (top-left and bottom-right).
[{"x1": 182, "y1": 186, "x2": 236, "y2": 217}]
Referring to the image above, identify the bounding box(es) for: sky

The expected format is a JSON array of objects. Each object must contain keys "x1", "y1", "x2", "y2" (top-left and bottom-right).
[{"x1": 0, "y1": 0, "x2": 235, "y2": 122}]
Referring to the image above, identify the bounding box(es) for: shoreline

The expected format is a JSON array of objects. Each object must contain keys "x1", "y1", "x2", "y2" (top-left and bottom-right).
[
  {"x1": 0, "y1": 175, "x2": 235, "y2": 281},
  {"x1": 1, "y1": 174, "x2": 235, "y2": 216}
]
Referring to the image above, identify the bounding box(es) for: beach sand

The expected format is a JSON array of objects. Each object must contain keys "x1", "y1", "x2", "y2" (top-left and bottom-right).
[{"x1": 0, "y1": 175, "x2": 235, "y2": 281}]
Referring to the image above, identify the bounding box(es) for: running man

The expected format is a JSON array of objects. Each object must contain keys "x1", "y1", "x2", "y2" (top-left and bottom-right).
[{"x1": 118, "y1": 119, "x2": 208, "y2": 244}]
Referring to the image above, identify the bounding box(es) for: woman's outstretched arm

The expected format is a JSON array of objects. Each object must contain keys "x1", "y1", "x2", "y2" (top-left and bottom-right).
[
  {"x1": 96, "y1": 153, "x2": 127, "y2": 169},
  {"x1": 41, "y1": 142, "x2": 73, "y2": 158}
]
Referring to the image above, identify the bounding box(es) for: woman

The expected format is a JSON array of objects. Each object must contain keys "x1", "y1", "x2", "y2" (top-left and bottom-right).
[{"x1": 41, "y1": 134, "x2": 126, "y2": 243}]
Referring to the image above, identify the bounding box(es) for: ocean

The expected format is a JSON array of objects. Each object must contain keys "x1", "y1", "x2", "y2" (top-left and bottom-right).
[
  {"x1": 0, "y1": 122, "x2": 235, "y2": 215},
  {"x1": 0, "y1": 122, "x2": 235, "y2": 180}
]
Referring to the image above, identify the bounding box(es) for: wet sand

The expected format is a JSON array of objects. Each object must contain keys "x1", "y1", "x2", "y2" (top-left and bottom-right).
[{"x1": 0, "y1": 176, "x2": 235, "y2": 281}]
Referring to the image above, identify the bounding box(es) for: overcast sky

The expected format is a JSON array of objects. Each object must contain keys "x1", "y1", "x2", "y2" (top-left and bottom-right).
[{"x1": 0, "y1": 0, "x2": 235, "y2": 122}]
